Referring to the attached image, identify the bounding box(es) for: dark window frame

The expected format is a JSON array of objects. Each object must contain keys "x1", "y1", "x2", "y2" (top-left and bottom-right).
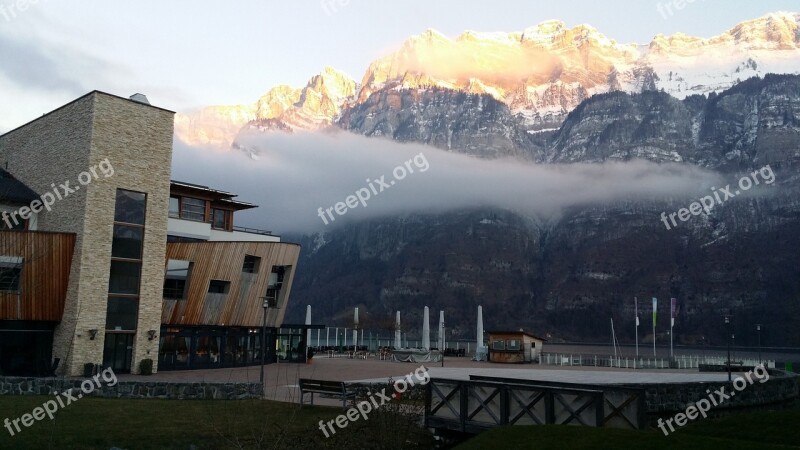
[
  {"x1": 208, "y1": 280, "x2": 230, "y2": 294},
  {"x1": 164, "y1": 260, "x2": 193, "y2": 300},
  {"x1": 179, "y1": 196, "x2": 206, "y2": 222},
  {"x1": 242, "y1": 255, "x2": 260, "y2": 274},
  {"x1": 0, "y1": 263, "x2": 22, "y2": 292},
  {"x1": 210, "y1": 208, "x2": 230, "y2": 230}
]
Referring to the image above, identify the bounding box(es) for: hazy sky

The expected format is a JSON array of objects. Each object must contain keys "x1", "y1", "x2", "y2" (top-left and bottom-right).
[{"x1": 0, "y1": 0, "x2": 798, "y2": 132}]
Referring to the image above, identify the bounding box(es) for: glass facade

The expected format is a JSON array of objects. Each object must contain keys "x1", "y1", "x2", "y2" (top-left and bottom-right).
[
  {"x1": 103, "y1": 188, "x2": 146, "y2": 373},
  {"x1": 158, "y1": 326, "x2": 277, "y2": 370}
]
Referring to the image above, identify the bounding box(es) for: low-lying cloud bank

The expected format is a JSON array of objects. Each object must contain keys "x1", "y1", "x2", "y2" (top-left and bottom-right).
[{"x1": 171, "y1": 130, "x2": 725, "y2": 234}]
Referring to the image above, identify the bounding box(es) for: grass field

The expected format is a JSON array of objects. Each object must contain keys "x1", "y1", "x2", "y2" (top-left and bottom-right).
[
  {"x1": 457, "y1": 409, "x2": 800, "y2": 450},
  {"x1": 0, "y1": 395, "x2": 797, "y2": 449}
]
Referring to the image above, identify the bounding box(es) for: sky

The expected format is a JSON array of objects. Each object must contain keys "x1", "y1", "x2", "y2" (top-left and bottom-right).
[
  {"x1": 0, "y1": 0, "x2": 798, "y2": 132},
  {"x1": 0, "y1": 1, "x2": 793, "y2": 234}
]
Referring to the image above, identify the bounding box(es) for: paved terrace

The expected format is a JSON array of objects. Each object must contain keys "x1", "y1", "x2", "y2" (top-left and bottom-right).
[{"x1": 116, "y1": 358, "x2": 732, "y2": 406}]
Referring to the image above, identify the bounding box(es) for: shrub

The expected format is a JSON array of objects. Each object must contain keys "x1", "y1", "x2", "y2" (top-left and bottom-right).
[{"x1": 138, "y1": 358, "x2": 154, "y2": 376}]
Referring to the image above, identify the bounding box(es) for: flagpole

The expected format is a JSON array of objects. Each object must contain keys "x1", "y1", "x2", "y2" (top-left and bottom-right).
[
  {"x1": 670, "y1": 298, "x2": 676, "y2": 362},
  {"x1": 652, "y1": 297, "x2": 657, "y2": 357},
  {"x1": 635, "y1": 297, "x2": 639, "y2": 359}
]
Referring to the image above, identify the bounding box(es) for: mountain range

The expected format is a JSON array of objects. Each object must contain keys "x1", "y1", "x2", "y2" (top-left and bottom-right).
[
  {"x1": 174, "y1": 13, "x2": 800, "y2": 346},
  {"x1": 175, "y1": 12, "x2": 800, "y2": 150}
]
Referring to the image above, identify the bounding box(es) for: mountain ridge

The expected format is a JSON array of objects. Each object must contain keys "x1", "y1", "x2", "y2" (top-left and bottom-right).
[{"x1": 175, "y1": 12, "x2": 800, "y2": 150}]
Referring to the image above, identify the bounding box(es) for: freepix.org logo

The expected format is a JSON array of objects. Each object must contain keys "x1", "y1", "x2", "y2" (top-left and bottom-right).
[
  {"x1": 1, "y1": 159, "x2": 115, "y2": 229},
  {"x1": 660, "y1": 165, "x2": 775, "y2": 230},
  {"x1": 317, "y1": 365, "x2": 430, "y2": 438},
  {"x1": 317, "y1": 152, "x2": 429, "y2": 226}
]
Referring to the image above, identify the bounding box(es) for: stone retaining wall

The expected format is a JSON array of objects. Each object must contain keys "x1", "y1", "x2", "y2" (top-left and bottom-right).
[
  {"x1": 0, "y1": 376, "x2": 262, "y2": 400},
  {"x1": 630, "y1": 369, "x2": 799, "y2": 415}
]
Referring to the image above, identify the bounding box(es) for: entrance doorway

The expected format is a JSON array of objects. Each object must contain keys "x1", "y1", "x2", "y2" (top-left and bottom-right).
[{"x1": 103, "y1": 333, "x2": 134, "y2": 373}]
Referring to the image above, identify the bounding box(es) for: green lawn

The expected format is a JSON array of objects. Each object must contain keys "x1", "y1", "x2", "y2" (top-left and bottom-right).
[
  {"x1": 1, "y1": 395, "x2": 797, "y2": 449},
  {"x1": 0, "y1": 395, "x2": 435, "y2": 449},
  {"x1": 0, "y1": 396, "x2": 331, "y2": 449},
  {"x1": 456, "y1": 409, "x2": 800, "y2": 450}
]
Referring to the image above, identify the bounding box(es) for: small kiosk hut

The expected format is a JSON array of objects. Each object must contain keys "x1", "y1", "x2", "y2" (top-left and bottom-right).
[{"x1": 487, "y1": 330, "x2": 545, "y2": 363}]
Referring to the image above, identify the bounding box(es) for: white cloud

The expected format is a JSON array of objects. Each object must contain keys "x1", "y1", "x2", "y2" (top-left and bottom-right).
[{"x1": 171, "y1": 130, "x2": 724, "y2": 234}]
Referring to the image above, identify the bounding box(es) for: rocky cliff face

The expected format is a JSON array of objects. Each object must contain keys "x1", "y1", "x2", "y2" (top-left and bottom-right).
[
  {"x1": 339, "y1": 87, "x2": 543, "y2": 160},
  {"x1": 175, "y1": 67, "x2": 356, "y2": 148},
  {"x1": 286, "y1": 75, "x2": 800, "y2": 346}
]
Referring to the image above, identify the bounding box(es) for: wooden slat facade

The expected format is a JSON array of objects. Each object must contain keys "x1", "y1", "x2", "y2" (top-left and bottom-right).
[
  {"x1": 0, "y1": 231, "x2": 76, "y2": 321},
  {"x1": 162, "y1": 241, "x2": 300, "y2": 327}
]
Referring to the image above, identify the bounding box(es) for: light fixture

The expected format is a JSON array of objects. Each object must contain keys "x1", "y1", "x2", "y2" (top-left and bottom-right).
[
  {"x1": 88, "y1": 329, "x2": 98, "y2": 340},
  {"x1": 147, "y1": 330, "x2": 158, "y2": 341}
]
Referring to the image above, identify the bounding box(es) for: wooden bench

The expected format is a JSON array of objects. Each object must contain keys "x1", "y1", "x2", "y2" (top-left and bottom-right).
[{"x1": 298, "y1": 378, "x2": 357, "y2": 409}]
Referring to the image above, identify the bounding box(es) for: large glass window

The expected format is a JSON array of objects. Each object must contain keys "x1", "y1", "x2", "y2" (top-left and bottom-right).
[
  {"x1": 114, "y1": 190, "x2": 146, "y2": 225},
  {"x1": 163, "y1": 260, "x2": 192, "y2": 300},
  {"x1": 105, "y1": 297, "x2": 139, "y2": 331},
  {"x1": 105, "y1": 189, "x2": 146, "y2": 352},
  {"x1": 180, "y1": 197, "x2": 206, "y2": 222},
  {"x1": 108, "y1": 260, "x2": 141, "y2": 295},
  {"x1": 112, "y1": 225, "x2": 144, "y2": 259},
  {"x1": 492, "y1": 340, "x2": 506, "y2": 350}
]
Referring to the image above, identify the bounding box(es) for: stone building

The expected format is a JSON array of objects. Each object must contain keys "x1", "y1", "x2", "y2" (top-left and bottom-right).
[{"x1": 0, "y1": 91, "x2": 300, "y2": 376}]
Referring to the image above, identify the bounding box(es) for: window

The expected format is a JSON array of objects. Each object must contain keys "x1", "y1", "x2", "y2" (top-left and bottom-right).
[
  {"x1": 105, "y1": 189, "x2": 146, "y2": 336},
  {"x1": 208, "y1": 280, "x2": 230, "y2": 294},
  {"x1": 112, "y1": 225, "x2": 144, "y2": 259},
  {"x1": 211, "y1": 208, "x2": 229, "y2": 230},
  {"x1": 169, "y1": 197, "x2": 180, "y2": 218},
  {"x1": 264, "y1": 266, "x2": 287, "y2": 307},
  {"x1": 105, "y1": 297, "x2": 139, "y2": 331},
  {"x1": 492, "y1": 340, "x2": 506, "y2": 350},
  {"x1": 108, "y1": 260, "x2": 141, "y2": 295},
  {"x1": 507, "y1": 339, "x2": 520, "y2": 350},
  {"x1": 0, "y1": 257, "x2": 22, "y2": 292},
  {"x1": 114, "y1": 190, "x2": 146, "y2": 225},
  {"x1": 242, "y1": 255, "x2": 260, "y2": 274},
  {"x1": 163, "y1": 260, "x2": 192, "y2": 300},
  {"x1": 180, "y1": 197, "x2": 206, "y2": 222},
  {"x1": 268, "y1": 266, "x2": 286, "y2": 288}
]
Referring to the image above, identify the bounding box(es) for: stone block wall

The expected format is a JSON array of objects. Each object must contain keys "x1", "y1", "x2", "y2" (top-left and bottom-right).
[
  {"x1": 0, "y1": 91, "x2": 175, "y2": 376},
  {"x1": 0, "y1": 376, "x2": 262, "y2": 400}
]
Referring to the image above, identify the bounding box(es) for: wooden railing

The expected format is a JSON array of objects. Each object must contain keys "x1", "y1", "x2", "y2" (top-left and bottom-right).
[{"x1": 425, "y1": 377, "x2": 646, "y2": 434}]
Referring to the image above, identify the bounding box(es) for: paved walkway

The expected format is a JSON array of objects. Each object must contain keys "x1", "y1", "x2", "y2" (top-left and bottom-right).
[{"x1": 117, "y1": 357, "x2": 732, "y2": 407}]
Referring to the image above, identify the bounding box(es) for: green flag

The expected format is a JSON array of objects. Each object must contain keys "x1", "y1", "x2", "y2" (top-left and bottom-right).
[{"x1": 652, "y1": 297, "x2": 657, "y2": 326}]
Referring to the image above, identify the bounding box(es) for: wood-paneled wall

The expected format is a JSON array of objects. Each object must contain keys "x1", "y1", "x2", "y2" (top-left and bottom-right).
[
  {"x1": 0, "y1": 231, "x2": 76, "y2": 321},
  {"x1": 162, "y1": 241, "x2": 301, "y2": 327}
]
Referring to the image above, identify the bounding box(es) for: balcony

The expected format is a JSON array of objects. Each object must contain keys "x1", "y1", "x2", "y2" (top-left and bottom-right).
[{"x1": 167, "y1": 218, "x2": 280, "y2": 243}]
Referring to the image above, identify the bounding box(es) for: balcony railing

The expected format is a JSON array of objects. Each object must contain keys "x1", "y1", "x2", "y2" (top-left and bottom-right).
[{"x1": 232, "y1": 226, "x2": 274, "y2": 236}]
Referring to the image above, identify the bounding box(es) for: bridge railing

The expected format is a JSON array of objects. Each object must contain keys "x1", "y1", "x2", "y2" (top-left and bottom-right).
[{"x1": 424, "y1": 377, "x2": 645, "y2": 434}]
